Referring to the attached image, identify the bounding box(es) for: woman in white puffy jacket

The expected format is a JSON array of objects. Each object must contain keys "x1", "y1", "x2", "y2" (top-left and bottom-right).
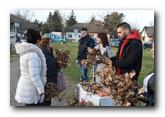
[{"x1": 15, "y1": 29, "x2": 47, "y2": 106}]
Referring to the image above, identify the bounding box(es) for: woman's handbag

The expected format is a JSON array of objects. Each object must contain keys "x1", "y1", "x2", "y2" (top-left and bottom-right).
[{"x1": 57, "y1": 71, "x2": 66, "y2": 91}]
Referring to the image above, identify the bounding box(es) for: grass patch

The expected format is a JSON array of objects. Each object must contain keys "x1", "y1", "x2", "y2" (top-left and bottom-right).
[
  {"x1": 52, "y1": 42, "x2": 81, "y2": 83},
  {"x1": 139, "y1": 49, "x2": 154, "y2": 84}
]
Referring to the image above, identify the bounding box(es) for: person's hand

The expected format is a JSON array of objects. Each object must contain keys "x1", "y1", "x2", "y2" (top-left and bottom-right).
[
  {"x1": 101, "y1": 57, "x2": 112, "y2": 66},
  {"x1": 76, "y1": 60, "x2": 79, "y2": 64},
  {"x1": 81, "y1": 60, "x2": 88, "y2": 68},
  {"x1": 39, "y1": 93, "x2": 45, "y2": 103},
  {"x1": 87, "y1": 47, "x2": 93, "y2": 53},
  {"x1": 80, "y1": 59, "x2": 85, "y2": 65}
]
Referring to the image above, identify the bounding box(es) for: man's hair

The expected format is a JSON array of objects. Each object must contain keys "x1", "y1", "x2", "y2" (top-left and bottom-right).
[
  {"x1": 36, "y1": 30, "x2": 41, "y2": 41},
  {"x1": 117, "y1": 22, "x2": 131, "y2": 31},
  {"x1": 81, "y1": 27, "x2": 88, "y2": 31},
  {"x1": 25, "y1": 28, "x2": 39, "y2": 44}
]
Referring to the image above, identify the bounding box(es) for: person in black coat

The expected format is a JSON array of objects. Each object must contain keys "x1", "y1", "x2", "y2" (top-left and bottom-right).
[
  {"x1": 143, "y1": 72, "x2": 155, "y2": 106},
  {"x1": 76, "y1": 28, "x2": 95, "y2": 81},
  {"x1": 143, "y1": 41, "x2": 155, "y2": 106},
  {"x1": 39, "y1": 36, "x2": 59, "y2": 106},
  {"x1": 40, "y1": 40, "x2": 58, "y2": 84},
  {"x1": 110, "y1": 22, "x2": 143, "y2": 81}
]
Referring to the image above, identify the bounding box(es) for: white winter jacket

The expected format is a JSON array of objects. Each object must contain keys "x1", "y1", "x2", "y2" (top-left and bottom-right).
[{"x1": 15, "y1": 42, "x2": 47, "y2": 104}]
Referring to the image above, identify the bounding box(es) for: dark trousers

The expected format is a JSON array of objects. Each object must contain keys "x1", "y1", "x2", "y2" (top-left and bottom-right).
[
  {"x1": 25, "y1": 103, "x2": 43, "y2": 106},
  {"x1": 42, "y1": 100, "x2": 51, "y2": 106},
  {"x1": 25, "y1": 100, "x2": 51, "y2": 106}
]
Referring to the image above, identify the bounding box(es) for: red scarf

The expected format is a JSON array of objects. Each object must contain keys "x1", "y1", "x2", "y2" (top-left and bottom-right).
[{"x1": 115, "y1": 30, "x2": 140, "y2": 75}]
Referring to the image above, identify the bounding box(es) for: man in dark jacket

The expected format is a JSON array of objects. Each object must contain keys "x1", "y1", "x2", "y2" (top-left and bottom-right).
[
  {"x1": 111, "y1": 22, "x2": 143, "y2": 81},
  {"x1": 76, "y1": 28, "x2": 95, "y2": 81}
]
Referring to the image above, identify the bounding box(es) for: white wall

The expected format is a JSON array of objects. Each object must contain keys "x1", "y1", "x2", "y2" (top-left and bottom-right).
[
  {"x1": 141, "y1": 30, "x2": 153, "y2": 43},
  {"x1": 66, "y1": 32, "x2": 80, "y2": 41}
]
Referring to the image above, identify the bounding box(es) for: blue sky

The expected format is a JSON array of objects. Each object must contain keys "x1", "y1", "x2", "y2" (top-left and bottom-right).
[{"x1": 11, "y1": 9, "x2": 154, "y2": 30}]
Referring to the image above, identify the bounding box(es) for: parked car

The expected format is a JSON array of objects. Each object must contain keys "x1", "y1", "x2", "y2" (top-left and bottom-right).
[
  {"x1": 42, "y1": 33, "x2": 66, "y2": 43},
  {"x1": 10, "y1": 32, "x2": 26, "y2": 48},
  {"x1": 10, "y1": 32, "x2": 16, "y2": 47},
  {"x1": 110, "y1": 39, "x2": 120, "y2": 47},
  {"x1": 143, "y1": 41, "x2": 152, "y2": 49}
]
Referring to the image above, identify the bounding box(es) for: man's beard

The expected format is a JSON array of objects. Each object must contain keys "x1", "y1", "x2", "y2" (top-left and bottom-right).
[{"x1": 120, "y1": 33, "x2": 127, "y2": 40}]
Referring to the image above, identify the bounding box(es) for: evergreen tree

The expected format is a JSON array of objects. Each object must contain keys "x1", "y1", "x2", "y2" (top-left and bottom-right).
[{"x1": 66, "y1": 10, "x2": 77, "y2": 28}]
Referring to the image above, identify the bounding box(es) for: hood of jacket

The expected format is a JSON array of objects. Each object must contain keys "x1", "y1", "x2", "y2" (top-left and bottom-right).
[
  {"x1": 126, "y1": 30, "x2": 141, "y2": 40},
  {"x1": 15, "y1": 42, "x2": 47, "y2": 85},
  {"x1": 15, "y1": 42, "x2": 39, "y2": 55}
]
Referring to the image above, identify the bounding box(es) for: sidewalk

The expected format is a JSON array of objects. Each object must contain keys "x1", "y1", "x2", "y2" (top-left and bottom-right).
[{"x1": 10, "y1": 54, "x2": 24, "y2": 106}]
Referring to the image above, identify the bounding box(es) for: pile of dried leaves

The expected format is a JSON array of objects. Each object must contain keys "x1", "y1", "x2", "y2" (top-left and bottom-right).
[
  {"x1": 80, "y1": 48, "x2": 146, "y2": 106},
  {"x1": 68, "y1": 98, "x2": 93, "y2": 106},
  {"x1": 80, "y1": 82, "x2": 110, "y2": 97},
  {"x1": 81, "y1": 71, "x2": 146, "y2": 106},
  {"x1": 96, "y1": 62, "x2": 146, "y2": 106}
]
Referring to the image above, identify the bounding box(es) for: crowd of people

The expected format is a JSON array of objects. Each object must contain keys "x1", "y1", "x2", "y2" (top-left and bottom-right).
[{"x1": 14, "y1": 22, "x2": 155, "y2": 106}]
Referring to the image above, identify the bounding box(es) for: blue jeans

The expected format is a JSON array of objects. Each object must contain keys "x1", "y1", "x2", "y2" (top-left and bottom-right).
[{"x1": 79, "y1": 63, "x2": 88, "y2": 81}]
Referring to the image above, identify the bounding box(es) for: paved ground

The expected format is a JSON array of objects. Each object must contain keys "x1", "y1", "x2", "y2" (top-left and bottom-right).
[
  {"x1": 10, "y1": 54, "x2": 77, "y2": 106},
  {"x1": 10, "y1": 54, "x2": 24, "y2": 106}
]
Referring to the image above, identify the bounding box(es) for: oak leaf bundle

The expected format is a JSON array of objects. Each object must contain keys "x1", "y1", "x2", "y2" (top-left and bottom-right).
[
  {"x1": 45, "y1": 82, "x2": 60, "y2": 101},
  {"x1": 99, "y1": 65, "x2": 146, "y2": 106},
  {"x1": 55, "y1": 49, "x2": 70, "y2": 69},
  {"x1": 80, "y1": 82, "x2": 110, "y2": 97},
  {"x1": 82, "y1": 48, "x2": 103, "y2": 68}
]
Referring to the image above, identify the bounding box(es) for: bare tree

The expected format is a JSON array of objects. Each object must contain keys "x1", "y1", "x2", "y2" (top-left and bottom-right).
[
  {"x1": 130, "y1": 22, "x2": 139, "y2": 31},
  {"x1": 149, "y1": 22, "x2": 154, "y2": 27},
  {"x1": 13, "y1": 9, "x2": 34, "y2": 21}
]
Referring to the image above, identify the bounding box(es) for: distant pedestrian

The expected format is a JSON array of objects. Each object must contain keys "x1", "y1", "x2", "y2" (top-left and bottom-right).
[{"x1": 15, "y1": 33, "x2": 21, "y2": 42}]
